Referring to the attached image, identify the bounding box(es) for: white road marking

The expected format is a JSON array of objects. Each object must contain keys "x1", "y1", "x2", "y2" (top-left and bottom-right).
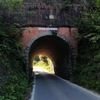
[
  {"x1": 55, "y1": 75, "x2": 100, "y2": 99},
  {"x1": 29, "y1": 73, "x2": 36, "y2": 100}
]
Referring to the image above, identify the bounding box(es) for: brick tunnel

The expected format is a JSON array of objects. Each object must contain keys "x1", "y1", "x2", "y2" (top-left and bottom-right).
[{"x1": 23, "y1": 31, "x2": 76, "y2": 80}]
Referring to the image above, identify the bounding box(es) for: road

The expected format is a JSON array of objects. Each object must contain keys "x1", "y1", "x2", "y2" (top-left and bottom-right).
[{"x1": 30, "y1": 72, "x2": 100, "y2": 100}]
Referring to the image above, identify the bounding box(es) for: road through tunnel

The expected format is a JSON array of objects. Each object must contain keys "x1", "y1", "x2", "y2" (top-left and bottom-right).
[{"x1": 24, "y1": 32, "x2": 75, "y2": 80}]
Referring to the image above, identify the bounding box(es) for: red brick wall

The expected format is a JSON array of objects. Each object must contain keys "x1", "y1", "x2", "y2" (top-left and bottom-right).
[
  {"x1": 19, "y1": 27, "x2": 78, "y2": 50},
  {"x1": 58, "y1": 27, "x2": 78, "y2": 49}
]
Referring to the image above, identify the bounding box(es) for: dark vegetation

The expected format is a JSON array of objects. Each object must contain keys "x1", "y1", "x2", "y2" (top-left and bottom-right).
[
  {"x1": 0, "y1": 0, "x2": 29, "y2": 99},
  {"x1": 71, "y1": 0, "x2": 100, "y2": 93}
]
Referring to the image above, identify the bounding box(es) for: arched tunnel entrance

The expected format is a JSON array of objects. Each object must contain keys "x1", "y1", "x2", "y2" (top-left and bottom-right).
[{"x1": 24, "y1": 32, "x2": 75, "y2": 80}]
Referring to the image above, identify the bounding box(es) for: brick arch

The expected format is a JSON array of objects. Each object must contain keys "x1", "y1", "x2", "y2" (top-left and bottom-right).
[{"x1": 23, "y1": 31, "x2": 76, "y2": 80}]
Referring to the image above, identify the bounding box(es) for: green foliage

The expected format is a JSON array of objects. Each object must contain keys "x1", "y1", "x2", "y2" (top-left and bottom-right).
[
  {"x1": 34, "y1": 56, "x2": 51, "y2": 71},
  {"x1": 0, "y1": 0, "x2": 29, "y2": 99},
  {"x1": 72, "y1": 0, "x2": 100, "y2": 93},
  {"x1": 34, "y1": 56, "x2": 40, "y2": 62},
  {"x1": 77, "y1": 0, "x2": 100, "y2": 42},
  {"x1": 73, "y1": 40, "x2": 100, "y2": 91},
  {"x1": 0, "y1": 72, "x2": 28, "y2": 100},
  {"x1": 33, "y1": 55, "x2": 54, "y2": 73},
  {"x1": 0, "y1": 0, "x2": 23, "y2": 12},
  {"x1": 41, "y1": 56, "x2": 49, "y2": 65},
  {"x1": 0, "y1": 34, "x2": 29, "y2": 100},
  {"x1": 34, "y1": 61, "x2": 50, "y2": 70}
]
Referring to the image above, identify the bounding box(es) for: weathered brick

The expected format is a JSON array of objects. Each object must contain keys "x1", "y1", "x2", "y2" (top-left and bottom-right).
[{"x1": 19, "y1": 27, "x2": 78, "y2": 50}]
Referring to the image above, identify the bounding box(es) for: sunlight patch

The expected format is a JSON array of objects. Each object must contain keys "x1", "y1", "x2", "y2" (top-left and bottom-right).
[{"x1": 32, "y1": 55, "x2": 55, "y2": 74}]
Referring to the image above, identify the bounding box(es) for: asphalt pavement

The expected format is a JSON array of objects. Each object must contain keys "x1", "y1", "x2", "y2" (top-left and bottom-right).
[{"x1": 30, "y1": 72, "x2": 100, "y2": 100}]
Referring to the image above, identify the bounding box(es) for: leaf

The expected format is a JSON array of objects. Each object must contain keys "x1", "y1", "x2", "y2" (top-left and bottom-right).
[
  {"x1": 0, "y1": 96, "x2": 5, "y2": 100},
  {"x1": 85, "y1": 33, "x2": 96, "y2": 38},
  {"x1": 89, "y1": 35, "x2": 100, "y2": 42},
  {"x1": 9, "y1": 96, "x2": 17, "y2": 100}
]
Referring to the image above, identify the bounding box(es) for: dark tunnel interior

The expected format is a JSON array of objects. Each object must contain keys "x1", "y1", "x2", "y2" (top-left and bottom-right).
[{"x1": 29, "y1": 35, "x2": 74, "y2": 79}]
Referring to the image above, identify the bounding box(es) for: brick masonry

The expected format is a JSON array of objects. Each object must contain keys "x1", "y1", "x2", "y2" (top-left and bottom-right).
[
  {"x1": 19, "y1": 27, "x2": 78, "y2": 50},
  {"x1": 18, "y1": 27, "x2": 78, "y2": 79}
]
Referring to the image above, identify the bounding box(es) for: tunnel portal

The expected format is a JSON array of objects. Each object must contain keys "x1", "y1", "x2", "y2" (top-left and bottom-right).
[{"x1": 24, "y1": 32, "x2": 75, "y2": 80}]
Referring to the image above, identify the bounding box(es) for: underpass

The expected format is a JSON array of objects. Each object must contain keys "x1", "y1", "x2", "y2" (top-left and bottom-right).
[{"x1": 24, "y1": 32, "x2": 75, "y2": 80}]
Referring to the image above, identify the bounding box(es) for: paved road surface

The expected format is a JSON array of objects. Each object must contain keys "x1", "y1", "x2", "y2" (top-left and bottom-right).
[{"x1": 30, "y1": 72, "x2": 100, "y2": 100}]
